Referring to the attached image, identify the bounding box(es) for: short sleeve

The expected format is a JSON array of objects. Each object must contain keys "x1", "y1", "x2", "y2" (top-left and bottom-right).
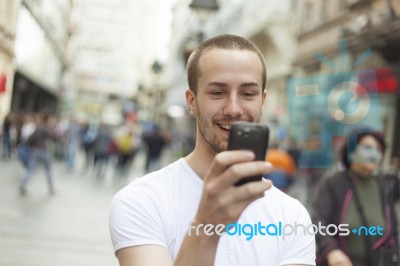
[
  {"x1": 280, "y1": 201, "x2": 316, "y2": 266},
  {"x1": 109, "y1": 184, "x2": 167, "y2": 254}
]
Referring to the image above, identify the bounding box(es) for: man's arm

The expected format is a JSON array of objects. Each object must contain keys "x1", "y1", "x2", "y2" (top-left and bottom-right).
[
  {"x1": 117, "y1": 245, "x2": 173, "y2": 266},
  {"x1": 115, "y1": 236, "x2": 218, "y2": 266}
]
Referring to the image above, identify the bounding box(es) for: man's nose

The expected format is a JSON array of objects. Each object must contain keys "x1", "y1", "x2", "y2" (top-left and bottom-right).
[{"x1": 223, "y1": 94, "x2": 243, "y2": 117}]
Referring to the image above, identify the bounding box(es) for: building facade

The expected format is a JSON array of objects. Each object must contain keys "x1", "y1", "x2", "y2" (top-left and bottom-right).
[
  {"x1": 0, "y1": 0, "x2": 21, "y2": 119},
  {"x1": 293, "y1": 0, "x2": 400, "y2": 162},
  {"x1": 67, "y1": 0, "x2": 174, "y2": 125},
  {"x1": 0, "y1": 0, "x2": 72, "y2": 121}
]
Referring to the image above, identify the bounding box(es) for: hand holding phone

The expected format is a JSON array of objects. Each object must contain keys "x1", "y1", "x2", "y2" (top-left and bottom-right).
[{"x1": 228, "y1": 121, "x2": 270, "y2": 186}]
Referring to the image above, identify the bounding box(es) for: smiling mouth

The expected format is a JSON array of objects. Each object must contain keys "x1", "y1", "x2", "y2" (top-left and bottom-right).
[{"x1": 217, "y1": 123, "x2": 232, "y2": 132}]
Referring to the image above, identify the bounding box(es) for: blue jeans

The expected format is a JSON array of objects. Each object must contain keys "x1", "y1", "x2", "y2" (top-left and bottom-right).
[
  {"x1": 2, "y1": 133, "x2": 11, "y2": 158},
  {"x1": 17, "y1": 144, "x2": 31, "y2": 168},
  {"x1": 66, "y1": 143, "x2": 79, "y2": 170},
  {"x1": 20, "y1": 148, "x2": 54, "y2": 191}
]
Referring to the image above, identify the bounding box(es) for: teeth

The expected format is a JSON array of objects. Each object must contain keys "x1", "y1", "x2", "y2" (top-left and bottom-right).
[{"x1": 218, "y1": 124, "x2": 231, "y2": 130}]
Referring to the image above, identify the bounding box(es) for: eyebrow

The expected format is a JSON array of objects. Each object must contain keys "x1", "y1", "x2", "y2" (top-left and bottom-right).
[
  {"x1": 241, "y1": 82, "x2": 259, "y2": 87},
  {"x1": 206, "y1": 82, "x2": 228, "y2": 87},
  {"x1": 206, "y1": 81, "x2": 259, "y2": 87}
]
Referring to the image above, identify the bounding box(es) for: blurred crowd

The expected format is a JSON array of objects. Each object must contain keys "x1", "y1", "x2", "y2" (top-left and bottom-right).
[
  {"x1": 2, "y1": 110, "x2": 400, "y2": 265},
  {"x1": 1, "y1": 111, "x2": 399, "y2": 198},
  {"x1": 3, "y1": 110, "x2": 398, "y2": 200},
  {"x1": 0, "y1": 111, "x2": 179, "y2": 195}
]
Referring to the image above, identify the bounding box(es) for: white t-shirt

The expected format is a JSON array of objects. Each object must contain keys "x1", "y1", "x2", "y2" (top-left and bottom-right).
[{"x1": 109, "y1": 158, "x2": 316, "y2": 266}]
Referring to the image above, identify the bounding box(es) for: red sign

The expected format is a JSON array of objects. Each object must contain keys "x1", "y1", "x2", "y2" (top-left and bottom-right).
[
  {"x1": 358, "y1": 67, "x2": 398, "y2": 94},
  {"x1": 376, "y1": 67, "x2": 398, "y2": 93},
  {"x1": 0, "y1": 73, "x2": 6, "y2": 94}
]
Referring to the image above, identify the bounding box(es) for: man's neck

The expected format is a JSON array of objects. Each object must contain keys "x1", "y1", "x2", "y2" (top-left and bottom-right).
[{"x1": 185, "y1": 134, "x2": 217, "y2": 180}]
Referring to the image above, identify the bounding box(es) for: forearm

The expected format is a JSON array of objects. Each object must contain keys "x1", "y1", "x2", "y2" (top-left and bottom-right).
[{"x1": 174, "y1": 233, "x2": 220, "y2": 266}]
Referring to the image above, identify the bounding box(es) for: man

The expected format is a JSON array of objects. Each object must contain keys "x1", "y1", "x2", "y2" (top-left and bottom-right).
[
  {"x1": 20, "y1": 112, "x2": 57, "y2": 196},
  {"x1": 109, "y1": 34, "x2": 315, "y2": 266}
]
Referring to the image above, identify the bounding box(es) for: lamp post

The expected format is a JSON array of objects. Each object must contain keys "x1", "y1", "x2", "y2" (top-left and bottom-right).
[
  {"x1": 151, "y1": 60, "x2": 163, "y2": 124},
  {"x1": 189, "y1": 0, "x2": 219, "y2": 42},
  {"x1": 184, "y1": 0, "x2": 219, "y2": 63},
  {"x1": 189, "y1": 0, "x2": 219, "y2": 30}
]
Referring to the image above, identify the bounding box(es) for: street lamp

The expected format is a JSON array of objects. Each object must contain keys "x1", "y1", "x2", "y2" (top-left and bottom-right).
[
  {"x1": 151, "y1": 60, "x2": 162, "y2": 75},
  {"x1": 184, "y1": 0, "x2": 219, "y2": 63},
  {"x1": 151, "y1": 60, "x2": 163, "y2": 124},
  {"x1": 189, "y1": 0, "x2": 219, "y2": 25}
]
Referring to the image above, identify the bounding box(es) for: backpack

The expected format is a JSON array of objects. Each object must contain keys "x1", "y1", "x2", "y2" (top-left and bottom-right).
[{"x1": 116, "y1": 134, "x2": 133, "y2": 155}]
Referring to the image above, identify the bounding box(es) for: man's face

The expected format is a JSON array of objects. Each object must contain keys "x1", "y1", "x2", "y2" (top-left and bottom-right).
[{"x1": 186, "y1": 48, "x2": 266, "y2": 153}]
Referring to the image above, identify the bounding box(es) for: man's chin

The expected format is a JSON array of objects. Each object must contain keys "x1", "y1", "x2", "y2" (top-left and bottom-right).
[{"x1": 209, "y1": 142, "x2": 227, "y2": 154}]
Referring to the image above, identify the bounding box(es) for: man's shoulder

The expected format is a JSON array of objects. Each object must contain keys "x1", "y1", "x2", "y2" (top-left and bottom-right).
[
  {"x1": 120, "y1": 159, "x2": 179, "y2": 187},
  {"x1": 113, "y1": 158, "x2": 200, "y2": 202},
  {"x1": 266, "y1": 185, "x2": 303, "y2": 206}
]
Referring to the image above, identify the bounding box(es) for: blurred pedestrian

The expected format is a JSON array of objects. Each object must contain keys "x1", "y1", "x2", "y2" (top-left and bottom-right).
[
  {"x1": 14, "y1": 111, "x2": 26, "y2": 149},
  {"x1": 54, "y1": 117, "x2": 68, "y2": 160},
  {"x1": 264, "y1": 144, "x2": 296, "y2": 191},
  {"x1": 286, "y1": 139, "x2": 302, "y2": 168},
  {"x1": 312, "y1": 127, "x2": 399, "y2": 266},
  {"x1": 129, "y1": 121, "x2": 143, "y2": 166},
  {"x1": 115, "y1": 128, "x2": 134, "y2": 176},
  {"x1": 17, "y1": 113, "x2": 36, "y2": 169},
  {"x1": 93, "y1": 123, "x2": 112, "y2": 179},
  {"x1": 19, "y1": 112, "x2": 58, "y2": 196},
  {"x1": 142, "y1": 125, "x2": 167, "y2": 173},
  {"x1": 299, "y1": 137, "x2": 330, "y2": 199},
  {"x1": 64, "y1": 117, "x2": 81, "y2": 171},
  {"x1": 2, "y1": 112, "x2": 13, "y2": 159},
  {"x1": 80, "y1": 121, "x2": 97, "y2": 171}
]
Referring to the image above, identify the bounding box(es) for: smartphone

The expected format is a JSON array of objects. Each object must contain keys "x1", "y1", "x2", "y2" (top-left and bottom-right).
[{"x1": 228, "y1": 121, "x2": 270, "y2": 186}]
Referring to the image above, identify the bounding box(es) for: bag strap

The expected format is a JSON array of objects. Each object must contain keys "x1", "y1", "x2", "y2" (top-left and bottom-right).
[{"x1": 346, "y1": 173, "x2": 374, "y2": 263}]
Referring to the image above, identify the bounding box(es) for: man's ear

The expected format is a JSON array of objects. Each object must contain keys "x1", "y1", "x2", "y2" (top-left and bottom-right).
[
  {"x1": 262, "y1": 90, "x2": 267, "y2": 108},
  {"x1": 185, "y1": 88, "x2": 196, "y2": 115}
]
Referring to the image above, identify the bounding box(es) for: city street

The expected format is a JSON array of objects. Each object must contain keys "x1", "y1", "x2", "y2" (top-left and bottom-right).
[
  {"x1": 1, "y1": 0, "x2": 399, "y2": 265},
  {"x1": 0, "y1": 151, "x2": 153, "y2": 266},
  {"x1": 0, "y1": 147, "x2": 310, "y2": 266}
]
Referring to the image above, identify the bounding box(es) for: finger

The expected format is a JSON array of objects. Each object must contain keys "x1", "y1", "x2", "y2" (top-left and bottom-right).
[
  {"x1": 206, "y1": 150, "x2": 255, "y2": 180},
  {"x1": 216, "y1": 161, "x2": 272, "y2": 188},
  {"x1": 218, "y1": 179, "x2": 272, "y2": 207}
]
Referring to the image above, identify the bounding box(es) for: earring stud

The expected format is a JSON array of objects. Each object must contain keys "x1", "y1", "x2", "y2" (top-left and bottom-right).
[{"x1": 188, "y1": 108, "x2": 195, "y2": 116}]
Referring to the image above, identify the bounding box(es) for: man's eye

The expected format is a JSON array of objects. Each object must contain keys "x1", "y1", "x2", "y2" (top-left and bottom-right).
[
  {"x1": 210, "y1": 91, "x2": 224, "y2": 97},
  {"x1": 242, "y1": 92, "x2": 256, "y2": 98}
]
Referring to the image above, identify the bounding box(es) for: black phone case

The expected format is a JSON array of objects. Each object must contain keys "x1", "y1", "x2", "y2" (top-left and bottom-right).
[{"x1": 228, "y1": 122, "x2": 270, "y2": 186}]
